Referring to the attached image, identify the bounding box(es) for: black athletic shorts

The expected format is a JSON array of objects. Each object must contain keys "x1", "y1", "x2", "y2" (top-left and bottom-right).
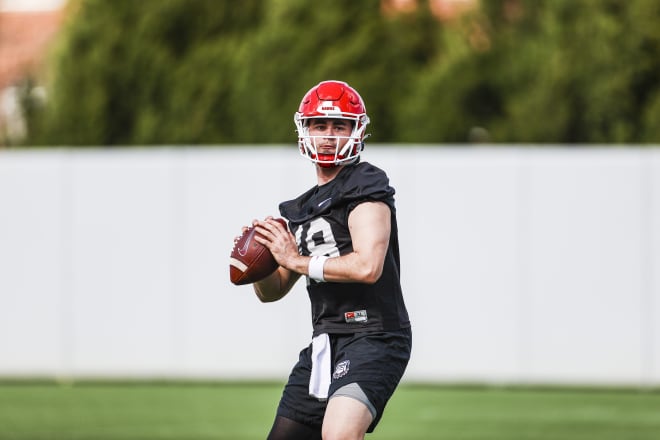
[{"x1": 275, "y1": 327, "x2": 412, "y2": 433}]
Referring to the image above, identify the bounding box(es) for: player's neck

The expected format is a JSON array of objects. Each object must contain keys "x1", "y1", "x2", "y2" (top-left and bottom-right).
[{"x1": 316, "y1": 164, "x2": 344, "y2": 186}]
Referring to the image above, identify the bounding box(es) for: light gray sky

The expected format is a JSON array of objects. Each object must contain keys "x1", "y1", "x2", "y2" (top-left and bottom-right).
[{"x1": 0, "y1": 0, "x2": 66, "y2": 11}]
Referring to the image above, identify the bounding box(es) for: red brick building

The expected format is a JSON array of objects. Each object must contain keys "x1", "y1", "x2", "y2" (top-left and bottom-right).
[{"x1": 0, "y1": 8, "x2": 64, "y2": 144}]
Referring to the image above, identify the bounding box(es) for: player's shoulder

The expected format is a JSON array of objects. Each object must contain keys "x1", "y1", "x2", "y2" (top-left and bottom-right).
[
  {"x1": 279, "y1": 162, "x2": 395, "y2": 223},
  {"x1": 345, "y1": 161, "x2": 388, "y2": 181},
  {"x1": 338, "y1": 161, "x2": 394, "y2": 199}
]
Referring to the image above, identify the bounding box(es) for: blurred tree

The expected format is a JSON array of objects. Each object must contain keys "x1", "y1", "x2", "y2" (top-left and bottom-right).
[
  {"x1": 230, "y1": 0, "x2": 442, "y2": 143},
  {"x1": 401, "y1": 0, "x2": 660, "y2": 143},
  {"x1": 629, "y1": 0, "x2": 660, "y2": 142},
  {"x1": 33, "y1": 0, "x2": 264, "y2": 146},
  {"x1": 24, "y1": 0, "x2": 660, "y2": 145},
  {"x1": 30, "y1": 0, "x2": 441, "y2": 146},
  {"x1": 501, "y1": 0, "x2": 647, "y2": 143}
]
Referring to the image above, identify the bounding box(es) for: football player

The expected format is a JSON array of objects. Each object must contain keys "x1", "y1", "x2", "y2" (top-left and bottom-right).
[{"x1": 251, "y1": 80, "x2": 411, "y2": 440}]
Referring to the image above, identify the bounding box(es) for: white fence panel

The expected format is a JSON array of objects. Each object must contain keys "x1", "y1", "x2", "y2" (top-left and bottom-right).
[{"x1": 0, "y1": 146, "x2": 658, "y2": 385}]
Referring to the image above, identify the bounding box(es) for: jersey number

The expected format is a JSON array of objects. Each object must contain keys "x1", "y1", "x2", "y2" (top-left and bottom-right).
[{"x1": 295, "y1": 218, "x2": 340, "y2": 258}]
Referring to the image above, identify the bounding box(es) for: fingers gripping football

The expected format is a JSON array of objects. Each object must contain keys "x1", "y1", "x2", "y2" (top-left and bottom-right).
[{"x1": 253, "y1": 218, "x2": 298, "y2": 268}]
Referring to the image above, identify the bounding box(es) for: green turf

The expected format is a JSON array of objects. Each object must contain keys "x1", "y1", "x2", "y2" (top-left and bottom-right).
[{"x1": 0, "y1": 381, "x2": 659, "y2": 439}]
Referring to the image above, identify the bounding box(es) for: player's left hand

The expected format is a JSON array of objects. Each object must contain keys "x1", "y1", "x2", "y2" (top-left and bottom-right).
[{"x1": 253, "y1": 217, "x2": 299, "y2": 270}]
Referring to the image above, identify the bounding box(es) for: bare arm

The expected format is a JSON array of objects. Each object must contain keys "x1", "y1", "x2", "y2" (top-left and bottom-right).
[
  {"x1": 249, "y1": 218, "x2": 302, "y2": 302},
  {"x1": 253, "y1": 266, "x2": 301, "y2": 303},
  {"x1": 322, "y1": 201, "x2": 391, "y2": 284}
]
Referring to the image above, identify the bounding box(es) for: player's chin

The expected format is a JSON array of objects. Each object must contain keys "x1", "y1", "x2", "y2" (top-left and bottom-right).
[{"x1": 317, "y1": 147, "x2": 337, "y2": 155}]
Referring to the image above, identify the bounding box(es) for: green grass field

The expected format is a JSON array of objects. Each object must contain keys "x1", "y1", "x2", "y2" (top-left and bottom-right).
[{"x1": 1, "y1": 381, "x2": 659, "y2": 439}]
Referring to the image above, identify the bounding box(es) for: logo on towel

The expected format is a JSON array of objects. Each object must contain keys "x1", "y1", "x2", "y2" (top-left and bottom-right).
[
  {"x1": 333, "y1": 360, "x2": 350, "y2": 380},
  {"x1": 344, "y1": 310, "x2": 368, "y2": 323}
]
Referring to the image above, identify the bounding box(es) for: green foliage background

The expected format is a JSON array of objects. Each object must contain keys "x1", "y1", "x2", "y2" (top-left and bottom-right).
[{"x1": 25, "y1": 0, "x2": 660, "y2": 146}]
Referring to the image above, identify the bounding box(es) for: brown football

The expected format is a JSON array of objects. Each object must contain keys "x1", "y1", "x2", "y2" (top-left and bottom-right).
[{"x1": 229, "y1": 218, "x2": 287, "y2": 285}]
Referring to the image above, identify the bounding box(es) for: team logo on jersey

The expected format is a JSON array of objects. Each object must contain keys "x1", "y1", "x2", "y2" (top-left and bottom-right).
[
  {"x1": 333, "y1": 360, "x2": 350, "y2": 380},
  {"x1": 344, "y1": 310, "x2": 368, "y2": 323}
]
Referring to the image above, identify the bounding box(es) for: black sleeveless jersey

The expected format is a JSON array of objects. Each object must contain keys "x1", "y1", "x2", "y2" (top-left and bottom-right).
[{"x1": 279, "y1": 162, "x2": 411, "y2": 336}]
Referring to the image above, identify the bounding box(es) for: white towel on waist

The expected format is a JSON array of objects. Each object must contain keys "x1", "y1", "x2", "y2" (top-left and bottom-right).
[{"x1": 309, "y1": 333, "x2": 331, "y2": 401}]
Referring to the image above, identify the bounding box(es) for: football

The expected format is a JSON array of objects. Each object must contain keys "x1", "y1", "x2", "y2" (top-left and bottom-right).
[{"x1": 229, "y1": 218, "x2": 287, "y2": 285}]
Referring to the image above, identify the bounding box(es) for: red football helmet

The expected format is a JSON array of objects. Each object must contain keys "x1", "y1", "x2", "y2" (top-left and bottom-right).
[{"x1": 294, "y1": 80, "x2": 370, "y2": 168}]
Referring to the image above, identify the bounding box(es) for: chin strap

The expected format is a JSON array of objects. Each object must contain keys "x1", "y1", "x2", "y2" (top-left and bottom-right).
[{"x1": 316, "y1": 154, "x2": 339, "y2": 168}]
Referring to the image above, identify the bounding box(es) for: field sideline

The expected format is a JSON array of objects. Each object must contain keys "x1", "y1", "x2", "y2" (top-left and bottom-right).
[{"x1": 1, "y1": 381, "x2": 659, "y2": 439}]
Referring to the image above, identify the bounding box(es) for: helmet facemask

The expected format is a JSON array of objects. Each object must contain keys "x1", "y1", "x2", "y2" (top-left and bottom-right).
[{"x1": 295, "y1": 114, "x2": 369, "y2": 168}]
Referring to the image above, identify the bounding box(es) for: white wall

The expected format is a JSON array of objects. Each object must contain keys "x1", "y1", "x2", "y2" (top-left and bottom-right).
[{"x1": 0, "y1": 146, "x2": 658, "y2": 386}]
